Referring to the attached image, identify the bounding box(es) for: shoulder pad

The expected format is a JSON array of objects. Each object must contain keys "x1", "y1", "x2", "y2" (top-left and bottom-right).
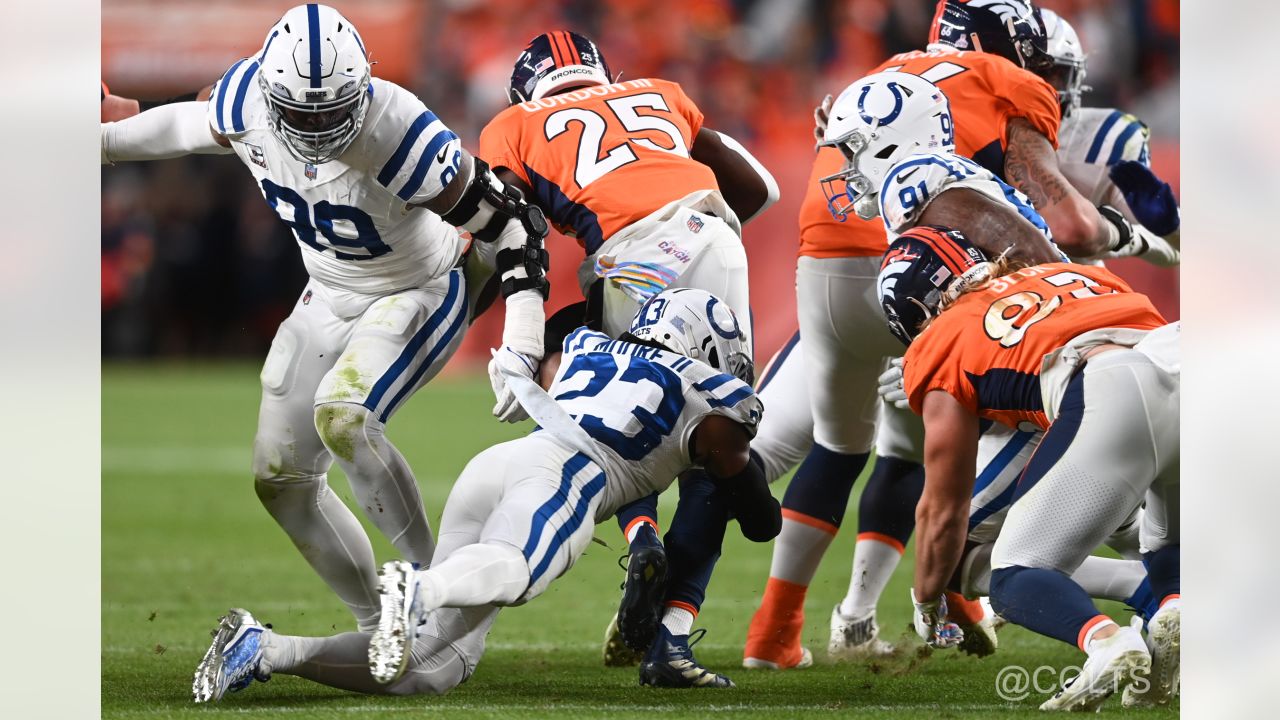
[
  {"x1": 365, "y1": 83, "x2": 462, "y2": 203},
  {"x1": 208, "y1": 58, "x2": 262, "y2": 137}
]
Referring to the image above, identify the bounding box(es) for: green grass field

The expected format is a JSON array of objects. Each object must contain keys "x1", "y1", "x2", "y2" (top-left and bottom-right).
[{"x1": 103, "y1": 363, "x2": 1177, "y2": 719}]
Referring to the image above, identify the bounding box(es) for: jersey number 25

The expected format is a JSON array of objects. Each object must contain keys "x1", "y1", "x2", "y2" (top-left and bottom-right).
[{"x1": 544, "y1": 93, "x2": 689, "y2": 189}]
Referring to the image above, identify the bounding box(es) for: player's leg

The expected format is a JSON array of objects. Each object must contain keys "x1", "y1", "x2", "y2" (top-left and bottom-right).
[
  {"x1": 989, "y1": 352, "x2": 1175, "y2": 710},
  {"x1": 252, "y1": 285, "x2": 383, "y2": 631},
  {"x1": 313, "y1": 269, "x2": 469, "y2": 567},
  {"x1": 744, "y1": 256, "x2": 886, "y2": 669},
  {"x1": 637, "y1": 471, "x2": 735, "y2": 688},
  {"x1": 751, "y1": 331, "x2": 814, "y2": 483},
  {"x1": 371, "y1": 438, "x2": 608, "y2": 682}
]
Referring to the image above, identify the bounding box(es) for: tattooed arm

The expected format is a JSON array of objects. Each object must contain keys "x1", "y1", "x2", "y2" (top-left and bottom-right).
[
  {"x1": 917, "y1": 187, "x2": 1061, "y2": 265},
  {"x1": 1004, "y1": 118, "x2": 1117, "y2": 257}
]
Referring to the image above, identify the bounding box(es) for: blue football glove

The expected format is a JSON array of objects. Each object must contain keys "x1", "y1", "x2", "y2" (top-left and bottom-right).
[{"x1": 1109, "y1": 160, "x2": 1180, "y2": 236}]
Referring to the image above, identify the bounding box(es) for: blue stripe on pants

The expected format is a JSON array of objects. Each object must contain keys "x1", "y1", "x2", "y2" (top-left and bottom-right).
[
  {"x1": 530, "y1": 471, "x2": 607, "y2": 584},
  {"x1": 522, "y1": 453, "x2": 591, "y2": 561}
]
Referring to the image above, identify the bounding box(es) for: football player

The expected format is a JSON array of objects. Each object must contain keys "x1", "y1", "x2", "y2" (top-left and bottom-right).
[
  {"x1": 190, "y1": 289, "x2": 780, "y2": 701},
  {"x1": 101, "y1": 5, "x2": 551, "y2": 634},
  {"x1": 877, "y1": 226, "x2": 1179, "y2": 711},
  {"x1": 478, "y1": 31, "x2": 780, "y2": 686},
  {"x1": 743, "y1": 0, "x2": 1174, "y2": 669}
]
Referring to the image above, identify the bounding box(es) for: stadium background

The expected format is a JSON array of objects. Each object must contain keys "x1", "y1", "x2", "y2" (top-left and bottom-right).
[{"x1": 101, "y1": 0, "x2": 1180, "y2": 364}]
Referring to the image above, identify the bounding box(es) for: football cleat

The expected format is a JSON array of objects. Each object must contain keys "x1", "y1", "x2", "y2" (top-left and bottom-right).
[
  {"x1": 192, "y1": 608, "x2": 270, "y2": 703},
  {"x1": 602, "y1": 612, "x2": 644, "y2": 667},
  {"x1": 368, "y1": 560, "x2": 425, "y2": 685},
  {"x1": 1123, "y1": 603, "x2": 1180, "y2": 707},
  {"x1": 1040, "y1": 624, "x2": 1151, "y2": 712},
  {"x1": 742, "y1": 646, "x2": 813, "y2": 671},
  {"x1": 828, "y1": 605, "x2": 896, "y2": 660},
  {"x1": 614, "y1": 545, "x2": 669, "y2": 653},
  {"x1": 640, "y1": 627, "x2": 735, "y2": 688},
  {"x1": 957, "y1": 597, "x2": 1001, "y2": 658}
]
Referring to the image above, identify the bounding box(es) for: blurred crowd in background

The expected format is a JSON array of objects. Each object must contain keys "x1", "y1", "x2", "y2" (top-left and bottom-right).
[{"x1": 102, "y1": 0, "x2": 1180, "y2": 361}]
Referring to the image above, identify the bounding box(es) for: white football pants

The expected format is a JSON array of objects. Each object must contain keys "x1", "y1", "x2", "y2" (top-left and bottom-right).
[{"x1": 253, "y1": 268, "x2": 469, "y2": 631}]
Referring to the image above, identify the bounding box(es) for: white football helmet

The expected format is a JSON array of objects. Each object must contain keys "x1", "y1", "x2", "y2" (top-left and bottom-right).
[
  {"x1": 1040, "y1": 9, "x2": 1089, "y2": 119},
  {"x1": 627, "y1": 288, "x2": 754, "y2": 384},
  {"x1": 256, "y1": 4, "x2": 371, "y2": 164},
  {"x1": 819, "y1": 71, "x2": 954, "y2": 221}
]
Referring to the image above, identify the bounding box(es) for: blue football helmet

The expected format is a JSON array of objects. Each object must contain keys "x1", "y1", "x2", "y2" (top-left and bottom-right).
[
  {"x1": 877, "y1": 226, "x2": 992, "y2": 346},
  {"x1": 928, "y1": 0, "x2": 1052, "y2": 75},
  {"x1": 508, "y1": 31, "x2": 613, "y2": 104}
]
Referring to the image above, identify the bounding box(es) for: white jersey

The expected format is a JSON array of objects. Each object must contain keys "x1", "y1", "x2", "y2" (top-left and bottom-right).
[
  {"x1": 543, "y1": 327, "x2": 763, "y2": 519},
  {"x1": 208, "y1": 59, "x2": 466, "y2": 313},
  {"x1": 878, "y1": 150, "x2": 1054, "y2": 246},
  {"x1": 1058, "y1": 108, "x2": 1151, "y2": 205}
]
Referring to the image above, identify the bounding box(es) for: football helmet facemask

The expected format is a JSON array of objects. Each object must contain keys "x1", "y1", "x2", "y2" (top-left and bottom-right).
[
  {"x1": 818, "y1": 71, "x2": 954, "y2": 221},
  {"x1": 928, "y1": 0, "x2": 1052, "y2": 75},
  {"x1": 257, "y1": 4, "x2": 371, "y2": 164}
]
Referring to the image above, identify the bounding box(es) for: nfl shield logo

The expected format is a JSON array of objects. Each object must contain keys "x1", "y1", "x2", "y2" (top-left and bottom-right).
[
  {"x1": 305, "y1": 163, "x2": 318, "y2": 180},
  {"x1": 686, "y1": 215, "x2": 704, "y2": 233}
]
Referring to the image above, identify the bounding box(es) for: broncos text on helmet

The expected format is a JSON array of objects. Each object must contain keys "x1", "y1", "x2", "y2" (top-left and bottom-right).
[{"x1": 508, "y1": 31, "x2": 614, "y2": 104}]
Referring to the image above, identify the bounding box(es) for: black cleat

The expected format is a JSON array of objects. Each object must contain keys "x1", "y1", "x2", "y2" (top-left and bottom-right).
[
  {"x1": 615, "y1": 544, "x2": 669, "y2": 653},
  {"x1": 639, "y1": 627, "x2": 735, "y2": 688}
]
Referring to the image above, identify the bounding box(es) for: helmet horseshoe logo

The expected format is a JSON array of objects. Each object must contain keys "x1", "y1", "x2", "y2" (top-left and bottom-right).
[
  {"x1": 857, "y1": 82, "x2": 905, "y2": 127},
  {"x1": 705, "y1": 298, "x2": 742, "y2": 340}
]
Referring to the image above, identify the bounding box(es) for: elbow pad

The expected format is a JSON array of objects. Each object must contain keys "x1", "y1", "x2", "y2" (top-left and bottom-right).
[
  {"x1": 715, "y1": 450, "x2": 782, "y2": 542},
  {"x1": 441, "y1": 158, "x2": 550, "y2": 299}
]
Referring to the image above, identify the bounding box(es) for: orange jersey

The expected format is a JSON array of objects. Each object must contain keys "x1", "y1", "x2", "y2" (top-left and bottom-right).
[
  {"x1": 799, "y1": 49, "x2": 1061, "y2": 259},
  {"x1": 479, "y1": 78, "x2": 718, "y2": 254},
  {"x1": 903, "y1": 263, "x2": 1166, "y2": 431}
]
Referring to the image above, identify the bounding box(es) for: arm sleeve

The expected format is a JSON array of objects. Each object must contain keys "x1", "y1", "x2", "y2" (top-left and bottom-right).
[{"x1": 102, "y1": 102, "x2": 232, "y2": 163}]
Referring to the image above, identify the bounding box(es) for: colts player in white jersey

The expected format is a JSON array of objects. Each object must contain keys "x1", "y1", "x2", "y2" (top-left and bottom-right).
[
  {"x1": 101, "y1": 4, "x2": 554, "y2": 635},
  {"x1": 188, "y1": 289, "x2": 780, "y2": 701}
]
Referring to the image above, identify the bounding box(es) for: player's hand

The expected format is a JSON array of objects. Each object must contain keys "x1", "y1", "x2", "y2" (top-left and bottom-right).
[
  {"x1": 911, "y1": 589, "x2": 964, "y2": 650},
  {"x1": 487, "y1": 346, "x2": 536, "y2": 423},
  {"x1": 1109, "y1": 160, "x2": 1179, "y2": 236},
  {"x1": 101, "y1": 94, "x2": 141, "y2": 123},
  {"x1": 813, "y1": 94, "x2": 834, "y2": 148},
  {"x1": 877, "y1": 358, "x2": 909, "y2": 410}
]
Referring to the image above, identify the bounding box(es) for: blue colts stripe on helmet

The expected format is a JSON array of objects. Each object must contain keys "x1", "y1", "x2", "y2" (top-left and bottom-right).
[
  {"x1": 306, "y1": 4, "x2": 322, "y2": 88},
  {"x1": 230, "y1": 62, "x2": 259, "y2": 134},
  {"x1": 396, "y1": 129, "x2": 460, "y2": 201},
  {"x1": 258, "y1": 30, "x2": 279, "y2": 63},
  {"x1": 376, "y1": 110, "x2": 438, "y2": 187},
  {"x1": 1084, "y1": 110, "x2": 1123, "y2": 164}
]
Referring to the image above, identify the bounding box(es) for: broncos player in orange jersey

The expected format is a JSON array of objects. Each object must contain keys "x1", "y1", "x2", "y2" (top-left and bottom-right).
[
  {"x1": 878, "y1": 225, "x2": 1179, "y2": 711},
  {"x1": 478, "y1": 31, "x2": 781, "y2": 689}
]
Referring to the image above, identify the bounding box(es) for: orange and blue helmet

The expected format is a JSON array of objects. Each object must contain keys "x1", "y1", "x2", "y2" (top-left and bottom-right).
[
  {"x1": 508, "y1": 31, "x2": 613, "y2": 104},
  {"x1": 877, "y1": 226, "x2": 991, "y2": 345}
]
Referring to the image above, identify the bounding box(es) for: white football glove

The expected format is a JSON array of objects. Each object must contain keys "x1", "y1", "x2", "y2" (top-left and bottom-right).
[
  {"x1": 912, "y1": 588, "x2": 964, "y2": 650},
  {"x1": 487, "y1": 347, "x2": 536, "y2": 423},
  {"x1": 877, "y1": 358, "x2": 909, "y2": 410}
]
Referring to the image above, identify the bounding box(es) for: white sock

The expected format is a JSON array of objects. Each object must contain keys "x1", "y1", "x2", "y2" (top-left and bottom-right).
[
  {"x1": 1070, "y1": 556, "x2": 1145, "y2": 603},
  {"x1": 661, "y1": 606, "x2": 696, "y2": 636},
  {"x1": 839, "y1": 537, "x2": 903, "y2": 618},
  {"x1": 416, "y1": 543, "x2": 530, "y2": 611},
  {"x1": 1083, "y1": 618, "x2": 1120, "y2": 653}
]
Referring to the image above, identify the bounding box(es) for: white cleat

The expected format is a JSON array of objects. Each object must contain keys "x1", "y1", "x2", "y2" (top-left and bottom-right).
[
  {"x1": 1040, "y1": 625, "x2": 1151, "y2": 712},
  {"x1": 192, "y1": 609, "x2": 269, "y2": 703},
  {"x1": 742, "y1": 647, "x2": 813, "y2": 670},
  {"x1": 828, "y1": 605, "x2": 896, "y2": 660},
  {"x1": 957, "y1": 597, "x2": 1000, "y2": 658},
  {"x1": 1124, "y1": 603, "x2": 1180, "y2": 707},
  {"x1": 368, "y1": 560, "x2": 424, "y2": 685}
]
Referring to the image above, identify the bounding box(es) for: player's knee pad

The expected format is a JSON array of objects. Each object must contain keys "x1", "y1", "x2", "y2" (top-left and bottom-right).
[
  {"x1": 252, "y1": 433, "x2": 326, "y2": 484},
  {"x1": 314, "y1": 402, "x2": 374, "y2": 465}
]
